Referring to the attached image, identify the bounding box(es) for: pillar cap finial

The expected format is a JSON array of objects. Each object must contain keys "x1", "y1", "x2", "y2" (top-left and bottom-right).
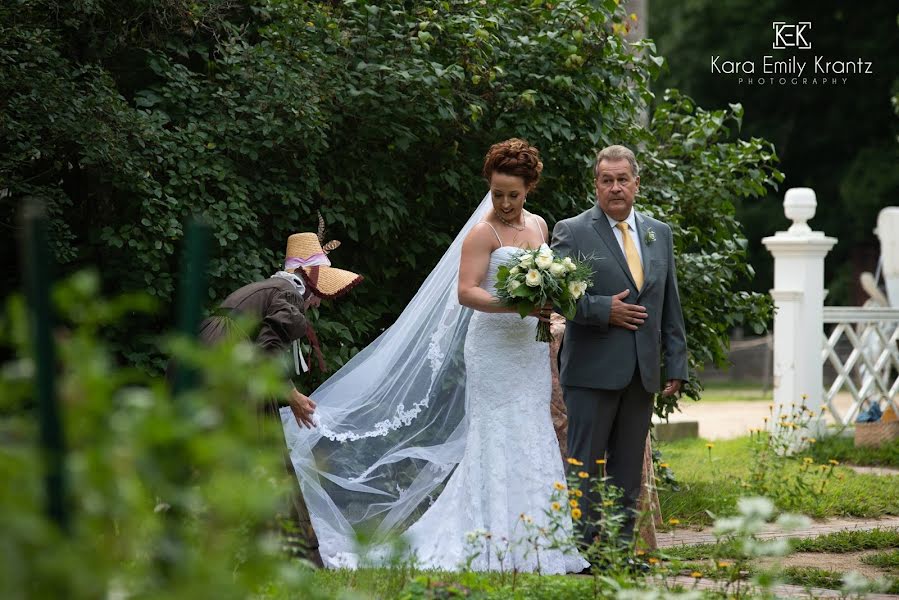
[{"x1": 784, "y1": 187, "x2": 816, "y2": 233}]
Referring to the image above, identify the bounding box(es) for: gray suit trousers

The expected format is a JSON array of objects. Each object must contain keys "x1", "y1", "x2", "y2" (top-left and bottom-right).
[{"x1": 564, "y1": 367, "x2": 654, "y2": 545}]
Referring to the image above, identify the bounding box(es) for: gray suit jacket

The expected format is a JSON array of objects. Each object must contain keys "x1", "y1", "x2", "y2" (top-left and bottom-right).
[{"x1": 551, "y1": 204, "x2": 688, "y2": 393}]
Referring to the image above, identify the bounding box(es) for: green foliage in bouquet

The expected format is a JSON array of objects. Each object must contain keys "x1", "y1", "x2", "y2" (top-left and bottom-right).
[
  {"x1": 0, "y1": 271, "x2": 321, "y2": 600},
  {"x1": 494, "y1": 246, "x2": 592, "y2": 342}
]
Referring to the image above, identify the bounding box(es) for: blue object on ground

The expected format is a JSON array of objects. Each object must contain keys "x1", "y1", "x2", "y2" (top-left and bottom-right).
[{"x1": 856, "y1": 402, "x2": 883, "y2": 423}]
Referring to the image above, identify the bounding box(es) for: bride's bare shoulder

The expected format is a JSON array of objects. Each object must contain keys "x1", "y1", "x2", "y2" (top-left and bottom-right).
[
  {"x1": 463, "y1": 221, "x2": 500, "y2": 250},
  {"x1": 524, "y1": 210, "x2": 549, "y2": 237}
]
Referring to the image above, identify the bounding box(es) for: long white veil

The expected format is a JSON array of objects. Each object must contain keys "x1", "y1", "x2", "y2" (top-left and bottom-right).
[{"x1": 280, "y1": 193, "x2": 493, "y2": 567}]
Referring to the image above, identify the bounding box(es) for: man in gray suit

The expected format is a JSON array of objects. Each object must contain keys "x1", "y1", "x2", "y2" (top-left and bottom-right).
[{"x1": 551, "y1": 145, "x2": 688, "y2": 548}]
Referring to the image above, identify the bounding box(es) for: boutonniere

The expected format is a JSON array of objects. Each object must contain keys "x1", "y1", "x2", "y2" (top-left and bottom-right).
[{"x1": 644, "y1": 227, "x2": 656, "y2": 246}]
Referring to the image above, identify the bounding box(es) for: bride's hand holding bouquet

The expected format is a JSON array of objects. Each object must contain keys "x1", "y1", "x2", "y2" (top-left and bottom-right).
[{"x1": 494, "y1": 244, "x2": 593, "y2": 342}]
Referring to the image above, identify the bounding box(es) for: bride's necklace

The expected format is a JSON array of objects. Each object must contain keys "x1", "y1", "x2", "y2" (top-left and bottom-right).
[{"x1": 494, "y1": 210, "x2": 526, "y2": 231}]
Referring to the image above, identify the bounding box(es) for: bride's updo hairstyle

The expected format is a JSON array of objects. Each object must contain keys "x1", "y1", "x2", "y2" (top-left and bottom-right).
[{"x1": 482, "y1": 138, "x2": 544, "y2": 193}]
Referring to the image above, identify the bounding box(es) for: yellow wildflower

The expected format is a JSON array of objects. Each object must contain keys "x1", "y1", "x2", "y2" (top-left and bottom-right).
[
  {"x1": 595, "y1": 459, "x2": 607, "y2": 465},
  {"x1": 636, "y1": 549, "x2": 646, "y2": 556},
  {"x1": 668, "y1": 518, "x2": 680, "y2": 525},
  {"x1": 803, "y1": 457, "x2": 814, "y2": 464},
  {"x1": 691, "y1": 571, "x2": 702, "y2": 578},
  {"x1": 801, "y1": 393, "x2": 808, "y2": 400},
  {"x1": 808, "y1": 438, "x2": 817, "y2": 444},
  {"x1": 571, "y1": 508, "x2": 582, "y2": 520},
  {"x1": 603, "y1": 500, "x2": 614, "y2": 507},
  {"x1": 828, "y1": 459, "x2": 839, "y2": 466},
  {"x1": 577, "y1": 471, "x2": 589, "y2": 479},
  {"x1": 648, "y1": 557, "x2": 659, "y2": 565},
  {"x1": 574, "y1": 490, "x2": 583, "y2": 498},
  {"x1": 706, "y1": 443, "x2": 714, "y2": 449},
  {"x1": 569, "y1": 499, "x2": 579, "y2": 508},
  {"x1": 717, "y1": 561, "x2": 732, "y2": 568},
  {"x1": 659, "y1": 462, "x2": 670, "y2": 468},
  {"x1": 551, "y1": 502, "x2": 561, "y2": 511},
  {"x1": 566, "y1": 457, "x2": 584, "y2": 466},
  {"x1": 553, "y1": 481, "x2": 565, "y2": 491}
]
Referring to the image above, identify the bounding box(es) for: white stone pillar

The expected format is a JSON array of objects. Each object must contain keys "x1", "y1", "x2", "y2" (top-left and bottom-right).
[
  {"x1": 876, "y1": 207, "x2": 899, "y2": 307},
  {"x1": 762, "y1": 188, "x2": 837, "y2": 442}
]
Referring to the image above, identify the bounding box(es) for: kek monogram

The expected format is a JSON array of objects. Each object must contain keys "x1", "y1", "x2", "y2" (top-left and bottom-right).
[{"x1": 772, "y1": 21, "x2": 812, "y2": 50}]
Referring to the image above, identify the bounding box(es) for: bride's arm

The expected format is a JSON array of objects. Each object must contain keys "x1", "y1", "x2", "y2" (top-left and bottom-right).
[{"x1": 457, "y1": 225, "x2": 515, "y2": 313}]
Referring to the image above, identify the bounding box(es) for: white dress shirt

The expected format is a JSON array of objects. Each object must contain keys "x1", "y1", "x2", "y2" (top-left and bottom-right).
[{"x1": 604, "y1": 208, "x2": 644, "y2": 266}]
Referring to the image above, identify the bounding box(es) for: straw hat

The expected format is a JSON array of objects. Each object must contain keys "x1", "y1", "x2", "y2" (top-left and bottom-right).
[{"x1": 284, "y1": 232, "x2": 363, "y2": 300}]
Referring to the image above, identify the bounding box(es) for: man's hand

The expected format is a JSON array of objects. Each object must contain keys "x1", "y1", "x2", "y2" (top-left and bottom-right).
[
  {"x1": 608, "y1": 289, "x2": 648, "y2": 330},
  {"x1": 528, "y1": 302, "x2": 555, "y2": 323},
  {"x1": 661, "y1": 379, "x2": 682, "y2": 397},
  {"x1": 289, "y1": 387, "x2": 317, "y2": 429}
]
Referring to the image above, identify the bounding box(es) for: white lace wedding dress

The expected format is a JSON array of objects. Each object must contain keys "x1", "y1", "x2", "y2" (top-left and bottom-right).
[{"x1": 402, "y1": 246, "x2": 588, "y2": 574}]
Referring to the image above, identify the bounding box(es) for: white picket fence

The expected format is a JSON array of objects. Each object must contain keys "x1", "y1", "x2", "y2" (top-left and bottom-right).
[{"x1": 822, "y1": 307, "x2": 899, "y2": 425}]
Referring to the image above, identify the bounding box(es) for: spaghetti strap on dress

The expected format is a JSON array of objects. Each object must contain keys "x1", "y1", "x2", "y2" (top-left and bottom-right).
[{"x1": 480, "y1": 221, "x2": 504, "y2": 247}]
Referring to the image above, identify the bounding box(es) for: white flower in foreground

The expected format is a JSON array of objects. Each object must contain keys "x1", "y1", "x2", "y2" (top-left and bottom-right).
[
  {"x1": 538, "y1": 243, "x2": 552, "y2": 255},
  {"x1": 841, "y1": 571, "x2": 879, "y2": 595},
  {"x1": 510, "y1": 266, "x2": 520, "y2": 275},
  {"x1": 775, "y1": 513, "x2": 811, "y2": 532},
  {"x1": 525, "y1": 269, "x2": 542, "y2": 287},
  {"x1": 535, "y1": 253, "x2": 553, "y2": 269},
  {"x1": 563, "y1": 256, "x2": 576, "y2": 271},
  {"x1": 737, "y1": 496, "x2": 774, "y2": 521},
  {"x1": 508, "y1": 280, "x2": 521, "y2": 291},
  {"x1": 549, "y1": 262, "x2": 567, "y2": 277},
  {"x1": 519, "y1": 254, "x2": 534, "y2": 268}
]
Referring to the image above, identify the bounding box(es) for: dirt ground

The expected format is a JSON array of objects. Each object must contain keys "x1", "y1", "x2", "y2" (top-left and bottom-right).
[
  {"x1": 757, "y1": 550, "x2": 895, "y2": 580},
  {"x1": 657, "y1": 393, "x2": 858, "y2": 440}
]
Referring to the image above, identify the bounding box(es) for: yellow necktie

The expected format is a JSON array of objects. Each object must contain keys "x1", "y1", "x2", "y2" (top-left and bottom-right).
[{"x1": 616, "y1": 222, "x2": 644, "y2": 290}]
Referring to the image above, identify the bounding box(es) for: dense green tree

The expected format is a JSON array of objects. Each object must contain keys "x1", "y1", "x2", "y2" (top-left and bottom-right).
[
  {"x1": 2, "y1": 0, "x2": 778, "y2": 400},
  {"x1": 650, "y1": 0, "x2": 899, "y2": 304}
]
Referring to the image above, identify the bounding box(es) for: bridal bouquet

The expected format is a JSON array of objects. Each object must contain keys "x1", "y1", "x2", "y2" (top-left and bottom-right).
[{"x1": 494, "y1": 244, "x2": 593, "y2": 342}]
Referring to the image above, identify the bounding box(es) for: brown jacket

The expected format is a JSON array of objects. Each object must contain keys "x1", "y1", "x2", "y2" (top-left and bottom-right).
[{"x1": 199, "y1": 277, "x2": 307, "y2": 351}]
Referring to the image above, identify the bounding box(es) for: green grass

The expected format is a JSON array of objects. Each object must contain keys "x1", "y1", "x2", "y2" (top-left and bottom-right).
[
  {"x1": 690, "y1": 381, "x2": 772, "y2": 403},
  {"x1": 304, "y1": 568, "x2": 624, "y2": 600},
  {"x1": 793, "y1": 528, "x2": 899, "y2": 553},
  {"x1": 657, "y1": 437, "x2": 899, "y2": 526},
  {"x1": 780, "y1": 566, "x2": 899, "y2": 594},
  {"x1": 802, "y1": 434, "x2": 899, "y2": 468},
  {"x1": 862, "y1": 549, "x2": 899, "y2": 574},
  {"x1": 662, "y1": 528, "x2": 899, "y2": 561}
]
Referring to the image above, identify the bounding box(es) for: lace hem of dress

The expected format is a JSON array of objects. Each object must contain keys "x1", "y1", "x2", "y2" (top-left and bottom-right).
[{"x1": 317, "y1": 299, "x2": 462, "y2": 443}]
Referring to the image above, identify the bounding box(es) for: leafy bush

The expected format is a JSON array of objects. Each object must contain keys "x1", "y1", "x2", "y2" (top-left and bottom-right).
[
  {"x1": 2, "y1": 0, "x2": 779, "y2": 404},
  {"x1": 0, "y1": 272, "x2": 321, "y2": 599}
]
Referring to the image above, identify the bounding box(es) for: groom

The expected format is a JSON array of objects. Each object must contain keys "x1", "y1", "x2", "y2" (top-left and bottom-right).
[{"x1": 551, "y1": 145, "x2": 688, "y2": 548}]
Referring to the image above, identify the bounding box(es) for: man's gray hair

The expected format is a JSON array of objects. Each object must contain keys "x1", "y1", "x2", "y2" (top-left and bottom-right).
[{"x1": 594, "y1": 145, "x2": 639, "y2": 178}]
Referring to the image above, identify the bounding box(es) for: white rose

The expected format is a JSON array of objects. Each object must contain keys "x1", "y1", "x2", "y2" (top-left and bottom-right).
[
  {"x1": 549, "y1": 262, "x2": 567, "y2": 278},
  {"x1": 538, "y1": 243, "x2": 552, "y2": 255},
  {"x1": 563, "y1": 257, "x2": 576, "y2": 272},
  {"x1": 510, "y1": 266, "x2": 520, "y2": 275},
  {"x1": 535, "y1": 253, "x2": 553, "y2": 270},
  {"x1": 525, "y1": 269, "x2": 542, "y2": 287},
  {"x1": 569, "y1": 280, "x2": 588, "y2": 299},
  {"x1": 508, "y1": 279, "x2": 521, "y2": 291},
  {"x1": 518, "y1": 254, "x2": 534, "y2": 268}
]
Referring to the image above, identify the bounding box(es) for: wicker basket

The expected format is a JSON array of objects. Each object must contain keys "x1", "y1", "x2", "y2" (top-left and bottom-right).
[{"x1": 854, "y1": 421, "x2": 899, "y2": 448}]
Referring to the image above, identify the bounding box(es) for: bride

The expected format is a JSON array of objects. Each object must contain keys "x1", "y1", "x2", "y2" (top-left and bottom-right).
[{"x1": 281, "y1": 139, "x2": 587, "y2": 574}]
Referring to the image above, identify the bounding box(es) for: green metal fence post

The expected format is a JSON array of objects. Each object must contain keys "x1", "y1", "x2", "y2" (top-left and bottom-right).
[{"x1": 21, "y1": 199, "x2": 69, "y2": 533}]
